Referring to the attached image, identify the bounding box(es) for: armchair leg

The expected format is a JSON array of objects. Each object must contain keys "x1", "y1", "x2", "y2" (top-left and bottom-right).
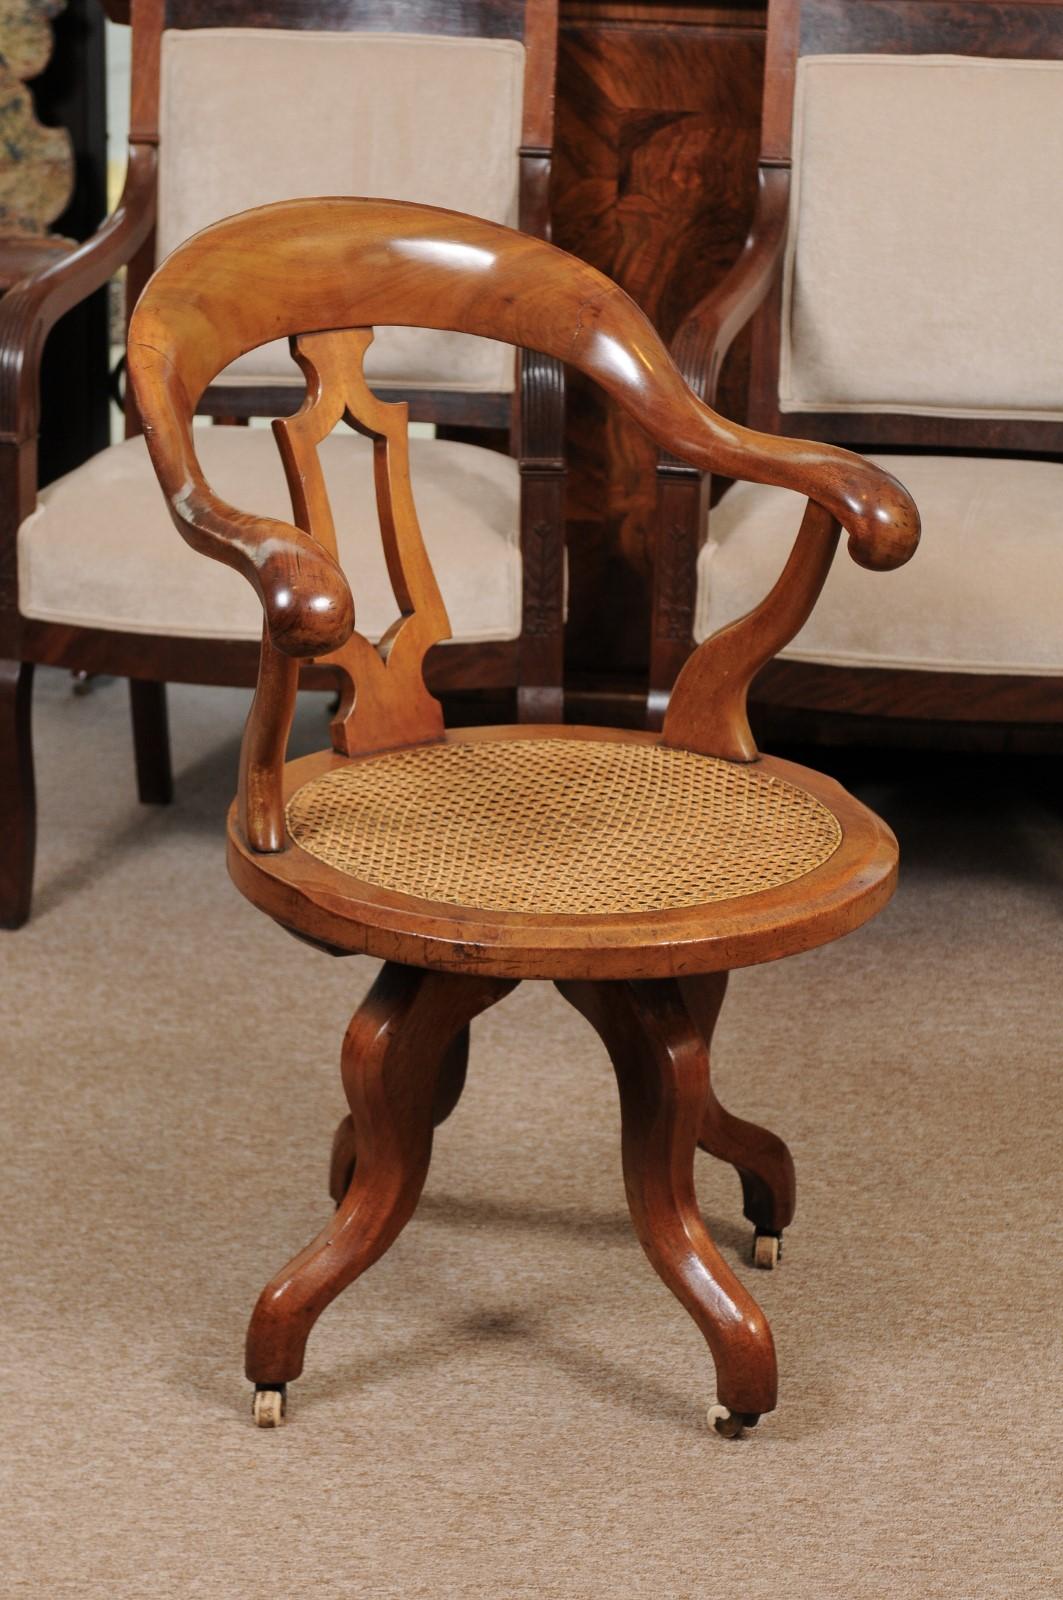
[
  {"x1": 0, "y1": 660, "x2": 36, "y2": 929},
  {"x1": 556, "y1": 977, "x2": 777, "y2": 1426},
  {"x1": 246, "y1": 965, "x2": 515, "y2": 1404},
  {"x1": 128, "y1": 678, "x2": 173, "y2": 805},
  {"x1": 327, "y1": 1023, "x2": 471, "y2": 1204},
  {"x1": 681, "y1": 974, "x2": 796, "y2": 1253}
]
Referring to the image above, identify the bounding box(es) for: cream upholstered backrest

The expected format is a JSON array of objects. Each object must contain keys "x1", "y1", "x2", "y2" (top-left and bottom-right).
[
  {"x1": 779, "y1": 54, "x2": 1063, "y2": 420},
  {"x1": 157, "y1": 28, "x2": 525, "y2": 393}
]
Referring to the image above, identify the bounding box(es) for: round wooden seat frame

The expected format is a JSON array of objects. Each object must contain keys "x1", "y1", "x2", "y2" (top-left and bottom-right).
[{"x1": 128, "y1": 198, "x2": 919, "y2": 1438}]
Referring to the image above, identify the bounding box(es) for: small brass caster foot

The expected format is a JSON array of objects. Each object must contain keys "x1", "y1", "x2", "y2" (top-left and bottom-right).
[
  {"x1": 753, "y1": 1231, "x2": 781, "y2": 1269},
  {"x1": 706, "y1": 1403, "x2": 761, "y2": 1439},
  {"x1": 252, "y1": 1384, "x2": 287, "y2": 1428}
]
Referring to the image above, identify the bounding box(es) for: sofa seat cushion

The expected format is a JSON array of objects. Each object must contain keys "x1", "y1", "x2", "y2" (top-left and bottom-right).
[
  {"x1": 19, "y1": 428, "x2": 523, "y2": 644},
  {"x1": 695, "y1": 455, "x2": 1063, "y2": 675}
]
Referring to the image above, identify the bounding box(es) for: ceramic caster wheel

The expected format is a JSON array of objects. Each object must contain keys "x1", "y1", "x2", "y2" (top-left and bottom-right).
[
  {"x1": 753, "y1": 1231, "x2": 781, "y2": 1269},
  {"x1": 706, "y1": 1403, "x2": 760, "y2": 1440},
  {"x1": 252, "y1": 1385, "x2": 287, "y2": 1428}
]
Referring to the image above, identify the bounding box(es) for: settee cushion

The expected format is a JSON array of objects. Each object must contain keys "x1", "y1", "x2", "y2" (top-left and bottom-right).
[{"x1": 695, "y1": 455, "x2": 1063, "y2": 675}]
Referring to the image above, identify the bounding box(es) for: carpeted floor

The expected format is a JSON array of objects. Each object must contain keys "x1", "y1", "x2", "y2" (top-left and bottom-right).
[{"x1": 2, "y1": 669, "x2": 1061, "y2": 1598}]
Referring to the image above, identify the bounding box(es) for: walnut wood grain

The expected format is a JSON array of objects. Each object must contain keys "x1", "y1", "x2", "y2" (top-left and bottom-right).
[
  {"x1": 328, "y1": 1023, "x2": 471, "y2": 1203},
  {"x1": 554, "y1": 3, "x2": 767, "y2": 678},
  {"x1": 556, "y1": 976, "x2": 777, "y2": 1417},
  {"x1": 246, "y1": 963, "x2": 514, "y2": 1385},
  {"x1": 276, "y1": 329, "x2": 450, "y2": 761},
  {"x1": 682, "y1": 971, "x2": 796, "y2": 1233}
]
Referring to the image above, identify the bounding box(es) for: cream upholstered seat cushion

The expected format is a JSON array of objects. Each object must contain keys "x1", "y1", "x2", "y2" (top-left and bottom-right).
[
  {"x1": 18, "y1": 428, "x2": 522, "y2": 644},
  {"x1": 781, "y1": 54, "x2": 1063, "y2": 419},
  {"x1": 694, "y1": 455, "x2": 1063, "y2": 675},
  {"x1": 157, "y1": 28, "x2": 524, "y2": 395}
]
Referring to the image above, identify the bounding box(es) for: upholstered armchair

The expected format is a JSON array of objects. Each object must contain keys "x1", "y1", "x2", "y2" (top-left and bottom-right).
[
  {"x1": 0, "y1": 0, "x2": 562, "y2": 929},
  {"x1": 651, "y1": 0, "x2": 1063, "y2": 736}
]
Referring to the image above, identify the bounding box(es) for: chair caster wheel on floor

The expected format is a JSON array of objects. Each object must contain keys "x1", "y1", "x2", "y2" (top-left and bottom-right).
[
  {"x1": 706, "y1": 1403, "x2": 760, "y2": 1440},
  {"x1": 252, "y1": 1384, "x2": 287, "y2": 1427},
  {"x1": 753, "y1": 1231, "x2": 781, "y2": 1269}
]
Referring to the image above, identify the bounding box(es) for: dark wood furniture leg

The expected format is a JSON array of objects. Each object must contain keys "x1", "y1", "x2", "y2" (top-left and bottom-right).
[
  {"x1": 128, "y1": 678, "x2": 174, "y2": 805},
  {"x1": 247, "y1": 965, "x2": 514, "y2": 1424},
  {"x1": 328, "y1": 1023, "x2": 471, "y2": 1205},
  {"x1": 556, "y1": 977, "x2": 777, "y2": 1436},
  {"x1": 0, "y1": 659, "x2": 36, "y2": 929},
  {"x1": 681, "y1": 972, "x2": 796, "y2": 1268}
]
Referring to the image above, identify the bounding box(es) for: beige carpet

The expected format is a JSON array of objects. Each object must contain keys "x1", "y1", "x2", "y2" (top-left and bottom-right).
[{"x1": 2, "y1": 669, "x2": 1061, "y2": 1598}]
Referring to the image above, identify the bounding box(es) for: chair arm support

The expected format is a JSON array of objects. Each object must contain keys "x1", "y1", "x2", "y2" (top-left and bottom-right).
[
  {"x1": 667, "y1": 407, "x2": 919, "y2": 574},
  {"x1": 668, "y1": 165, "x2": 789, "y2": 410},
  {"x1": 0, "y1": 145, "x2": 157, "y2": 443}
]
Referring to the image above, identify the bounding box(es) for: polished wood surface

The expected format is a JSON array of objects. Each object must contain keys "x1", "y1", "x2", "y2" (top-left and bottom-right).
[
  {"x1": 653, "y1": 0, "x2": 1063, "y2": 730},
  {"x1": 557, "y1": 976, "x2": 777, "y2": 1417},
  {"x1": 226, "y1": 727, "x2": 898, "y2": 980},
  {"x1": 554, "y1": 0, "x2": 767, "y2": 680},
  {"x1": 129, "y1": 198, "x2": 914, "y2": 1432},
  {"x1": 246, "y1": 963, "x2": 515, "y2": 1385}
]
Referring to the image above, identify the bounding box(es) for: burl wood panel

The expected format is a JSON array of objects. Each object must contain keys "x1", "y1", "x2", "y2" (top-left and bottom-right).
[{"x1": 554, "y1": 2, "x2": 766, "y2": 677}]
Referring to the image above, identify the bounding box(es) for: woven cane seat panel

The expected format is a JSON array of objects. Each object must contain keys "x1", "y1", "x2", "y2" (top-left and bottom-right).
[{"x1": 285, "y1": 739, "x2": 843, "y2": 917}]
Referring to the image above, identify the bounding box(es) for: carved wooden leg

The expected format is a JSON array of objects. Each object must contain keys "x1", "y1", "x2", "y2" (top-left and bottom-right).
[
  {"x1": 0, "y1": 660, "x2": 36, "y2": 929},
  {"x1": 129, "y1": 679, "x2": 174, "y2": 805},
  {"x1": 327, "y1": 1024, "x2": 471, "y2": 1204},
  {"x1": 681, "y1": 974, "x2": 796, "y2": 1265},
  {"x1": 556, "y1": 977, "x2": 777, "y2": 1430},
  {"x1": 247, "y1": 965, "x2": 514, "y2": 1415}
]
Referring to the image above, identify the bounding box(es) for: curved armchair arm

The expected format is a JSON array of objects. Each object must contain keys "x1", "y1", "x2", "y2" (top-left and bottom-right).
[
  {"x1": 0, "y1": 146, "x2": 156, "y2": 443},
  {"x1": 669, "y1": 165, "x2": 789, "y2": 411},
  {"x1": 135, "y1": 344, "x2": 353, "y2": 659}
]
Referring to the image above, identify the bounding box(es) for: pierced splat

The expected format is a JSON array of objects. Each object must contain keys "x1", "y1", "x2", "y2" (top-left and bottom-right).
[{"x1": 274, "y1": 328, "x2": 451, "y2": 758}]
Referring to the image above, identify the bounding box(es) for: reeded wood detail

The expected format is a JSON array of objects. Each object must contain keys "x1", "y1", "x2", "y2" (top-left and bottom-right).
[{"x1": 273, "y1": 328, "x2": 449, "y2": 759}]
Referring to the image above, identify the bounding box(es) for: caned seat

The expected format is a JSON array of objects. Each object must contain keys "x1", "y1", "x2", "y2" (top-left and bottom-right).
[
  {"x1": 231, "y1": 729, "x2": 894, "y2": 978},
  {"x1": 128, "y1": 199, "x2": 919, "y2": 1439}
]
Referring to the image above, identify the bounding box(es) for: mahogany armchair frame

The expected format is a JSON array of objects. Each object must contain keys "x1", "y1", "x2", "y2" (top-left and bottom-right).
[
  {"x1": 128, "y1": 196, "x2": 917, "y2": 1435},
  {"x1": 650, "y1": 0, "x2": 1063, "y2": 736},
  {"x1": 0, "y1": 0, "x2": 562, "y2": 929}
]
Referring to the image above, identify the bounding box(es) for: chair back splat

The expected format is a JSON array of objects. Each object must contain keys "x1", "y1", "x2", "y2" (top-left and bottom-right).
[{"x1": 129, "y1": 198, "x2": 919, "y2": 849}]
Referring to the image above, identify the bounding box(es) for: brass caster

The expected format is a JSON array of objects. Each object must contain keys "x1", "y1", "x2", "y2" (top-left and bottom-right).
[
  {"x1": 252, "y1": 1384, "x2": 287, "y2": 1428},
  {"x1": 706, "y1": 1402, "x2": 760, "y2": 1440},
  {"x1": 753, "y1": 1231, "x2": 781, "y2": 1269}
]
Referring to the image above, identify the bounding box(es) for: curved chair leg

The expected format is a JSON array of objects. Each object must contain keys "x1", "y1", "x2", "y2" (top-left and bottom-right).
[
  {"x1": 681, "y1": 974, "x2": 796, "y2": 1263},
  {"x1": 247, "y1": 965, "x2": 514, "y2": 1410},
  {"x1": 0, "y1": 660, "x2": 36, "y2": 929},
  {"x1": 556, "y1": 977, "x2": 777, "y2": 1428},
  {"x1": 128, "y1": 679, "x2": 174, "y2": 805},
  {"x1": 327, "y1": 1024, "x2": 471, "y2": 1204}
]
